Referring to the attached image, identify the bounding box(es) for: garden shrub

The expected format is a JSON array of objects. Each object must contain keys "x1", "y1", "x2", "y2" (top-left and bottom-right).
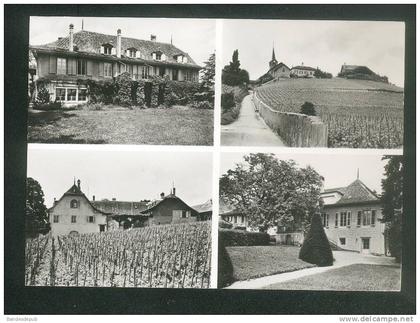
[
  {"x1": 114, "y1": 72, "x2": 133, "y2": 107},
  {"x1": 35, "y1": 87, "x2": 51, "y2": 104},
  {"x1": 300, "y1": 101, "x2": 317, "y2": 116},
  {"x1": 219, "y1": 219, "x2": 233, "y2": 229},
  {"x1": 219, "y1": 228, "x2": 270, "y2": 247},
  {"x1": 299, "y1": 213, "x2": 333, "y2": 267},
  {"x1": 191, "y1": 101, "x2": 213, "y2": 109},
  {"x1": 221, "y1": 93, "x2": 235, "y2": 112},
  {"x1": 218, "y1": 240, "x2": 234, "y2": 288},
  {"x1": 165, "y1": 80, "x2": 200, "y2": 106},
  {"x1": 33, "y1": 101, "x2": 63, "y2": 111}
]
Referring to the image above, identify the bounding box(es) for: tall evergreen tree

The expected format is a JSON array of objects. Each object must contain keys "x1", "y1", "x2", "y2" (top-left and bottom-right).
[
  {"x1": 200, "y1": 53, "x2": 215, "y2": 102},
  {"x1": 381, "y1": 155, "x2": 403, "y2": 262}
]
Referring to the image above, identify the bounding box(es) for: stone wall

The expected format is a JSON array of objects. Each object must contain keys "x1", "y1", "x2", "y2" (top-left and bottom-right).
[{"x1": 253, "y1": 92, "x2": 328, "y2": 147}]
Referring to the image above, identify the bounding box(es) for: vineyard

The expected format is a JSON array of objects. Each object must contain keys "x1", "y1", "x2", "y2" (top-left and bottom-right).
[
  {"x1": 255, "y1": 78, "x2": 404, "y2": 148},
  {"x1": 25, "y1": 221, "x2": 212, "y2": 288}
]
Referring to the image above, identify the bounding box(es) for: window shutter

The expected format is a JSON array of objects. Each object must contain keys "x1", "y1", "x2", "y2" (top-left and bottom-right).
[
  {"x1": 86, "y1": 60, "x2": 93, "y2": 76},
  {"x1": 136, "y1": 51, "x2": 140, "y2": 58},
  {"x1": 111, "y1": 47, "x2": 116, "y2": 55},
  {"x1": 152, "y1": 53, "x2": 156, "y2": 60},
  {"x1": 125, "y1": 50, "x2": 129, "y2": 57},
  {"x1": 49, "y1": 56, "x2": 57, "y2": 74},
  {"x1": 161, "y1": 53, "x2": 166, "y2": 61},
  {"x1": 86, "y1": 216, "x2": 89, "y2": 223},
  {"x1": 68, "y1": 58, "x2": 76, "y2": 75},
  {"x1": 98, "y1": 62, "x2": 104, "y2": 77},
  {"x1": 100, "y1": 46, "x2": 105, "y2": 54},
  {"x1": 93, "y1": 216, "x2": 95, "y2": 223}
]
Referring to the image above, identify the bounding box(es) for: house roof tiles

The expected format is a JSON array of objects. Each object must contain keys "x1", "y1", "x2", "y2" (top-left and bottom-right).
[{"x1": 322, "y1": 179, "x2": 379, "y2": 206}]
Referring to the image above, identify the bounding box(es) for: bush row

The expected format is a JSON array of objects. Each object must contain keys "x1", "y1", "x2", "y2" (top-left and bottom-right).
[
  {"x1": 221, "y1": 85, "x2": 249, "y2": 125},
  {"x1": 218, "y1": 228, "x2": 270, "y2": 247}
]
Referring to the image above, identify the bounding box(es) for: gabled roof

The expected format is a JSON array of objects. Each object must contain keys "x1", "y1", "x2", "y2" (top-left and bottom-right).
[
  {"x1": 92, "y1": 200, "x2": 149, "y2": 216},
  {"x1": 41, "y1": 29, "x2": 199, "y2": 68},
  {"x1": 192, "y1": 199, "x2": 213, "y2": 214},
  {"x1": 322, "y1": 179, "x2": 379, "y2": 206},
  {"x1": 292, "y1": 65, "x2": 317, "y2": 71},
  {"x1": 268, "y1": 62, "x2": 290, "y2": 73},
  {"x1": 219, "y1": 200, "x2": 242, "y2": 216},
  {"x1": 140, "y1": 193, "x2": 197, "y2": 215},
  {"x1": 49, "y1": 183, "x2": 110, "y2": 215}
]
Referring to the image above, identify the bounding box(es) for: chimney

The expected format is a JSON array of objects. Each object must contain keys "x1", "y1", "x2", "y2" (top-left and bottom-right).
[
  {"x1": 112, "y1": 197, "x2": 116, "y2": 201},
  {"x1": 69, "y1": 24, "x2": 74, "y2": 52},
  {"x1": 53, "y1": 198, "x2": 57, "y2": 206},
  {"x1": 58, "y1": 37, "x2": 63, "y2": 41},
  {"x1": 117, "y1": 29, "x2": 122, "y2": 58},
  {"x1": 160, "y1": 192, "x2": 165, "y2": 199},
  {"x1": 150, "y1": 34, "x2": 156, "y2": 42},
  {"x1": 92, "y1": 195, "x2": 95, "y2": 201},
  {"x1": 77, "y1": 179, "x2": 81, "y2": 190},
  {"x1": 172, "y1": 187, "x2": 176, "y2": 196}
]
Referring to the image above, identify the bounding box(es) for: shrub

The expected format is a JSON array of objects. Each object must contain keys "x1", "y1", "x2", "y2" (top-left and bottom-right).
[
  {"x1": 36, "y1": 87, "x2": 51, "y2": 104},
  {"x1": 300, "y1": 101, "x2": 316, "y2": 116},
  {"x1": 299, "y1": 213, "x2": 333, "y2": 266},
  {"x1": 114, "y1": 72, "x2": 133, "y2": 106},
  {"x1": 221, "y1": 93, "x2": 235, "y2": 111},
  {"x1": 219, "y1": 228, "x2": 270, "y2": 247},
  {"x1": 218, "y1": 241, "x2": 234, "y2": 288},
  {"x1": 165, "y1": 81, "x2": 200, "y2": 106},
  {"x1": 219, "y1": 219, "x2": 233, "y2": 229}
]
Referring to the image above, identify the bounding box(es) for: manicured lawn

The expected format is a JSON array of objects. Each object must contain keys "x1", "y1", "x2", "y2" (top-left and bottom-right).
[
  {"x1": 263, "y1": 264, "x2": 401, "y2": 291},
  {"x1": 226, "y1": 245, "x2": 315, "y2": 282},
  {"x1": 28, "y1": 106, "x2": 214, "y2": 145}
]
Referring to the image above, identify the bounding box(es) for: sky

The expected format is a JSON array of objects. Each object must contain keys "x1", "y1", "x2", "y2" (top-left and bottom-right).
[
  {"x1": 222, "y1": 20, "x2": 405, "y2": 87},
  {"x1": 27, "y1": 148, "x2": 213, "y2": 208},
  {"x1": 30, "y1": 16, "x2": 215, "y2": 67},
  {"x1": 220, "y1": 152, "x2": 389, "y2": 194}
]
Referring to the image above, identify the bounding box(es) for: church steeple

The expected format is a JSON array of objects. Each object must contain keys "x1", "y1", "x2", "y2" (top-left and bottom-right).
[{"x1": 269, "y1": 42, "x2": 278, "y2": 70}]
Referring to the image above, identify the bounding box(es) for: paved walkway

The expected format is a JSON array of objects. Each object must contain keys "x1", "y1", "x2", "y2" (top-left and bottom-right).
[
  {"x1": 226, "y1": 251, "x2": 396, "y2": 289},
  {"x1": 221, "y1": 94, "x2": 285, "y2": 146}
]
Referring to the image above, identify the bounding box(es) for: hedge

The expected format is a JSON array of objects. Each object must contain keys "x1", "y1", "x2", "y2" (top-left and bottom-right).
[{"x1": 218, "y1": 228, "x2": 270, "y2": 247}]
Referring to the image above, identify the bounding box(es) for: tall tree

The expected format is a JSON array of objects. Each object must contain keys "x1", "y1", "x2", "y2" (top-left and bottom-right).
[
  {"x1": 381, "y1": 155, "x2": 403, "y2": 262},
  {"x1": 200, "y1": 52, "x2": 215, "y2": 102},
  {"x1": 219, "y1": 153, "x2": 323, "y2": 232},
  {"x1": 26, "y1": 177, "x2": 48, "y2": 237},
  {"x1": 222, "y1": 49, "x2": 249, "y2": 86}
]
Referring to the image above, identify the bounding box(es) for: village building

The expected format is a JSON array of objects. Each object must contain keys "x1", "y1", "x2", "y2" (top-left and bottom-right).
[
  {"x1": 29, "y1": 24, "x2": 201, "y2": 106},
  {"x1": 290, "y1": 63, "x2": 317, "y2": 78},
  {"x1": 49, "y1": 181, "x2": 205, "y2": 236},
  {"x1": 140, "y1": 188, "x2": 199, "y2": 225},
  {"x1": 266, "y1": 48, "x2": 291, "y2": 80},
  {"x1": 192, "y1": 199, "x2": 213, "y2": 221},
  {"x1": 321, "y1": 178, "x2": 386, "y2": 255},
  {"x1": 219, "y1": 178, "x2": 387, "y2": 255},
  {"x1": 48, "y1": 180, "x2": 110, "y2": 236}
]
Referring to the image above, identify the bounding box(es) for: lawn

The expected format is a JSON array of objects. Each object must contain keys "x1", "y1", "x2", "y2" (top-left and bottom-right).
[
  {"x1": 263, "y1": 263, "x2": 401, "y2": 291},
  {"x1": 226, "y1": 245, "x2": 315, "y2": 282},
  {"x1": 28, "y1": 106, "x2": 214, "y2": 145}
]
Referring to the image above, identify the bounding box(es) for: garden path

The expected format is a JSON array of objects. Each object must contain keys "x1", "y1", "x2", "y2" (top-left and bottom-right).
[
  {"x1": 221, "y1": 94, "x2": 285, "y2": 146},
  {"x1": 226, "y1": 251, "x2": 397, "y2": 289}
]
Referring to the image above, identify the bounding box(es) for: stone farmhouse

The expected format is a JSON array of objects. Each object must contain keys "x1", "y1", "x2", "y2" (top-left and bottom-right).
[
  {"x1": 267, "y1": 48, "x2": 291, "y2": 79},
  {"x1": 219, "y1": 178, "x2": 387, "y2": 255},
  {"x1": 49, "y1": 180, "x2": 209, "y2": 236},
  {"x1": 29, "y1": 24, "x2": 201, "y2": 106}
]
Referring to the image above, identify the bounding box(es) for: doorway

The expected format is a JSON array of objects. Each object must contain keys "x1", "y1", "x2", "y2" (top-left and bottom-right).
[{"x1": 361, "y1": 237, "x2": 370, "y2": 254}]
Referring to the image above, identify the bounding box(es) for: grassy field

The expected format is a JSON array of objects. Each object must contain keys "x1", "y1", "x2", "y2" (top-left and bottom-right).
[
  {"x1": 256, "y1": 78, "x2": 404, "y2": 148},
  {"x1": 263, "y1": 263, "x2": 401, "y2": 291},
  {"x1": 28, "y1": 105, "x2": 214, "y2": 145},
  {"x1": 225, "y1": 245, "x2": 315, "y2": 282}
]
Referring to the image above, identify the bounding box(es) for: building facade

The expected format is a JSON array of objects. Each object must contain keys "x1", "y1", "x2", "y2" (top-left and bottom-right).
[
  {"x1": 30, "y1": 24, "x2": 201, "y2": 106},
  {"x1": 141, "y1": 188, "x2": 199, "y2": 225},
  {"x1": 321, "y1": 179, "x2": 386, "y2": 255},
  {"x1": 290, "y1": 64, "x2": 317, "y2": 78},
  {"x1": 267, "y1": 48, "x2": 291, "y2": 80},
  {"x1": 48, "y1": 180, "x2": 109, "y2": 236}
]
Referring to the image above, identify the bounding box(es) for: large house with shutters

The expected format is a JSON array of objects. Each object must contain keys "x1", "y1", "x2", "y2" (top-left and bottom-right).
[
  {"x1": 29, "y1": 24, "x2": 201, "y2": 106},
  {"x1": 219, "y1": 178, "x2": 387, "y2": 255}
]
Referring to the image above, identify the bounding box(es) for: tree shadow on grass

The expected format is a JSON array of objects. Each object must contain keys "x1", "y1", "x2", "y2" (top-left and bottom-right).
[
  {"x1": 27, "y1": 109, "x2": 78, "y2": 127},
  {"x1": 29, "y1": 134, "x2": 106, "y2": 144}
]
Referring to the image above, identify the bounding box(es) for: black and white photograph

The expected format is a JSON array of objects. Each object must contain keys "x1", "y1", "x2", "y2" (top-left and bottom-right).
[
  {"x1": 28, "y1": 17, "x2": 215, "y2": 145},
  {"x1": 221, "y1": 20, "x2": 405, "y2": 148},
  {"x1": 25, "y1": 148, "x2": 213, "y2": 288},
  {"x1": 218, "y1": 152, "x2": 402, "y2": 290}
]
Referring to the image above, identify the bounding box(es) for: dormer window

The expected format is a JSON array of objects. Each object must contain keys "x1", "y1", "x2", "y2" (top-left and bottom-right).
[
  {"x1": 174, "y1": 54, "x2": 186, "y2": 63},
  {"x1": 127, "y1": 48, "x2": 137, "y2": 58},
  {"x1": 101, "y1": 44, "x2": 114, "y2": 55},
  {"x1": 70, "y1": 199, "x2": 79, "y2": 208},
  {"x1": 152, "y1": 51, "x2": 162, "y2": 61}
]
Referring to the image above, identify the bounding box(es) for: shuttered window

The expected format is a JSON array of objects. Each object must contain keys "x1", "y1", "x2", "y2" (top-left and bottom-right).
[
  {"x1": 77, "y1": 59, "x2": 87, "y2": 75},
  {"x1": 104, "y1": 63, "x2": 112, "y2": 77},
  {"x1": 57, "y1": 58, "x2": 67, "y2": 75},
  {"x1": 49, "y1": 56, "x2": 57, "y2": 74}
]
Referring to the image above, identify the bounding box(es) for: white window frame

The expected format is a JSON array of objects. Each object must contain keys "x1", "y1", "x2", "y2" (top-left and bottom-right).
[
  {"x1": 78, "y1": 88, "x2": 88, "y2": 102},
  {"x1": 322, "y1": 213, "x2": 329, "y2": 228},
  {"x1": 104, "y1": 62, "x2": 112, "y2": 78},
  {"x1": 362, "y1": 210, "x2": 372, "y2": 226},
  {"x1": 57, "y1": 57, "x2": 67, "y2": 75},
  {"x1": 56, "y1": 88, "x2": 66, "y2": 101},
  {"x1": 66, "y1": 88, "x2": 77, "y2": 101},
  {"x1": 87, "y1": 216, "x2": 95, "y2": 223}
]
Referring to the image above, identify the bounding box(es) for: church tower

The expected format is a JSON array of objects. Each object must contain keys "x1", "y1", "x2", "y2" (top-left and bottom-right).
[{"x1": 269, "y1": 46, "x2": 278, "y2": 70}]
